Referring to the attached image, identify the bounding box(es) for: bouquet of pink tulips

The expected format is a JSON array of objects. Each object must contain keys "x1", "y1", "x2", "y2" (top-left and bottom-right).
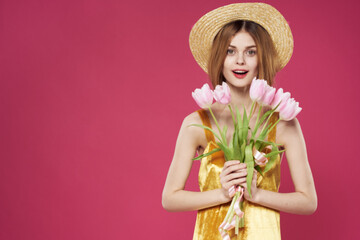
[{"x1": 191, "y1": 78, "x2": 301, "y2": 238}]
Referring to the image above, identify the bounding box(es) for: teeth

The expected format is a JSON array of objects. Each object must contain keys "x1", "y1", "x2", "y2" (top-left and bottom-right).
[{"x1": 234, "y1": 70, "x2": 247, "y2": 74}]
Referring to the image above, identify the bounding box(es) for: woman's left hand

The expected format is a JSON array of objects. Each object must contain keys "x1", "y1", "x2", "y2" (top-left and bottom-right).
[{"x1": 240, "y1": 168, "x2": 259, "y2": 203}]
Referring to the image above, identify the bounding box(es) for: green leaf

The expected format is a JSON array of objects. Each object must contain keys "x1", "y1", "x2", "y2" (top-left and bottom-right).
[
  {"x1": 252, "y1": 105, "x2": 262, "y2": 137},
  {"x1": 242, "y1": 107, "x2": 249, "y2": 142},
  {"x1": 228, "y1": 105, "x2": 237, "y2": 129},
  {"x1": 255, "y1": 165, "x2": 264, "y2": 177},
  {"x1": 263, "y1": 157, "x2": 275, "y2": 172},
  {"x1": 189, "y1": 124, "x2": 222, "y2": 143},
  {"x1": 257, "y1": 113, "x2": 281, "y2": 144},
  {"x1": 231, "y1": 125, "x2": 236, "y2": 149},
  {"x1": 253, "y1": 139, "x2": 282, "y2": 147},
  {"x1": 222, "y1": 125, "x2": 228, "y2": 146},
  {"x1": 234, "y1": 108, "x2": 246, "y2": 162},
  {"x1": 231, "y1": 126, "x2": 241, "y2": 160},
  {"x1": 254, "y1": 139, "x2": 262, "y2": 150},
  {"x1": 236, "y1": 108, "x2": 242, "y2": 136},
  {"x1": 217, "y1": 142, "x2": 232, "y2": 161},
  {"x1": 252, "y1": 107, "x2": 272, "y2": 138},
  {"x1": 240, "y1": 141, "x2": 246, "y2": 163},
  {"x1": 244, "y1": 144, "x2": 254, "y2": 198},
  {"x1": 192, "y1": 148, "x2": 221, "y2": 160},
  {"x1": 263, "y1": 143, "x2": 281, "y2": 173},
  {"x1": 264, "y1": 149, "x2": 285, "y2": 158},
  {"x1": 258, "y1": 122, "x2": 272, "y2": 140}
]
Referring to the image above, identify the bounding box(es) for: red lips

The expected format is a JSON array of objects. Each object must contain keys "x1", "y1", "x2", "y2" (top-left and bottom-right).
[{"x1": 232, "y1": 69, "x2": 249, "y2": 79}]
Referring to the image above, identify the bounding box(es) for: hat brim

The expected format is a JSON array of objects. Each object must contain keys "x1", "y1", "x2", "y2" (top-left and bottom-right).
[{"x1": 189, "y1": 3, "x2": 294, "y2": 73}]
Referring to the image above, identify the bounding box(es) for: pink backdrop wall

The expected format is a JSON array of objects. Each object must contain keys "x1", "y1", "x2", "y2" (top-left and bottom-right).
[{"x1": 1, "y1": 0, "x2": 359, "y2": 239}]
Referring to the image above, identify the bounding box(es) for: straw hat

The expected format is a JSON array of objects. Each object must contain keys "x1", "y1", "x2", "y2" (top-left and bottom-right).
[{"x1": 189, "y1": 3, "x2": 294, "y2": 73}]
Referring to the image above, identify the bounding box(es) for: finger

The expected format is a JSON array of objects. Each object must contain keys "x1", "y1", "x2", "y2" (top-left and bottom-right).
[
  {"x1": 221, "y1": 163, "x2": 236, "y2": 177},
  {"x1": 222, "y1": 171, "x2": 247, "y2": 184},
  {"x1": 223, "y1": 163, "x2": 246, "y2": 175},
  {"x1": 223, "y1": 160, "x2": 240, "y2": 167},
  {"x1": 222, "y1": 168, "x2": 245, "y2": 181},
  {"x1": 240, "y1": 182, "x2": 247, "y2": 190},
  {"x1": 234, "y1": 168, "x2": 248, "y2": 173},
  {"x1": 223, "y1": 177, "x2": 246, "y2": 190},
  {"x1": 252, "y1": 173, "x2": 258, "y2": 184},
  {"x1": 227, "y1": 178, "x2": 247, "y2": 187},
  {"x1": 224, "y1": 161, "x2": 247, "y2": 170},
  {"x1": 238, "y1": 163, "x2": 247, "y2": 170},
  {"x1": 222, "y1": 164, "x2": 241, "y2": 176}
]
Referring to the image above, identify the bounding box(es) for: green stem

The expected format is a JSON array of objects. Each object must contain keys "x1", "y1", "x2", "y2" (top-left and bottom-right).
[
  {"x1": 189, "y1": 124, "x2": 222, "y2": 142},
  {"x1": 208, "y1": 107, "x2": 222, "y2": 135},
  {"x1": 235, "y1": 215, "x2": 239, "y2": 234},
  {"x1": 260, "y1": 111, "x2": 275, "y2": 134},
  {"x1": 249, "y1": 101, "x2": 256, "y2": 120},
  {"x1": 228, "y1": 105, "x2": 236, "y2": 128},
  {"x1": 209, "y1": 106, "x2": 229, "y2": 146},
  {"x1": 223, "y1": 191, "x2": 239, "y2": 223},
  {"x1": 251, "y1": 105, "x2": 262, "y2": 138},
  {"x1": 255, "y1": 105, "x2": 262, "y2": 128}
]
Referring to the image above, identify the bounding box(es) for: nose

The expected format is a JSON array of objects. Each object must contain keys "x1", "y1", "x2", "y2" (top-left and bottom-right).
[{"x1": 236, "y1": 52, "x2": 245, "y2": 65}]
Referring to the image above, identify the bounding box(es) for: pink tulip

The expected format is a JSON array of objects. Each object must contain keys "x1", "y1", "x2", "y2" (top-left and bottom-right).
[
  {"x1": 249, "y1": 78, "x2": 267, "y2": 102},
  {"x1": 271, "y1": 88, "x2": 291, "y2": 112},
  {"x1": 213, "y1": 82, "x2": 231, "y2": 104},
  {"x1": 279, "y1": 98, "x2": 302, "y2": 121},
  {"x1": 259, "y1": 85, "x2": 276, "y2": 106},
  {"x1": 192, "y1": 83, "x2": 214, "y2": 109},
  {"x1": 250, "y1": 78, "x2": 275, "y2": 106}
]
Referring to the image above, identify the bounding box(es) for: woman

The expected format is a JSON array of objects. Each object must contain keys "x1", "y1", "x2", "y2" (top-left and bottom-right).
[{"x1": 162, "y1": 3, "x2": 317, "y2": 239}]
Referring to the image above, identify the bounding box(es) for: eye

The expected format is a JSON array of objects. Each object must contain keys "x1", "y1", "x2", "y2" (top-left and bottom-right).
[
  {"x1": 245, "y1": 49, "x2": 257, "y2": 56},
  {"x1": 227, "y1": 49, "x2": 236, "y2": 55}
]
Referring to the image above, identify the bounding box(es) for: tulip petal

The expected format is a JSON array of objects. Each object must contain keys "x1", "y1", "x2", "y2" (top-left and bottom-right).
[
  {"x1": 250, "y1": 78, "x2": 267, "y2": 102},
  {"x1": 213, "y1": 82, "x2": 231, "y2": 105},
  {"x1": 192, "y1": 83, "x2": 214, "y2": 109}
]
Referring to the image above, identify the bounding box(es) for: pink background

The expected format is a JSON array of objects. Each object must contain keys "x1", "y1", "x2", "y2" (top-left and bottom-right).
[{"x1": 1, "y1": 0, "x2": 359, "y2": 239}]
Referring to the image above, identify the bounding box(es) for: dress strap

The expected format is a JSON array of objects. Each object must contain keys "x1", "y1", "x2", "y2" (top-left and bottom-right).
[
  {"x1": 197, "y1": 109, "x2": 215, "y2": 143},
  {"x1": 267, "y1": 112, "x2": 279, "y2": 143}
]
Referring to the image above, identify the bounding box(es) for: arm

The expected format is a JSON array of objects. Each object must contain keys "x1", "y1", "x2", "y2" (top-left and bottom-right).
[
  {"x1": 162, "y1": 112, "x2": 230, "y2": 212},
  {"x1": 242, "y1": 118, "x2": 318, "y2": 215}
]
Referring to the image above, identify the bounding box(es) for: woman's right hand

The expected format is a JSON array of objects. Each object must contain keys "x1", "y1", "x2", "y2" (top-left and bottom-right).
[{"x1": 220, "y1": 161, "x2": 248, "y2": 201}]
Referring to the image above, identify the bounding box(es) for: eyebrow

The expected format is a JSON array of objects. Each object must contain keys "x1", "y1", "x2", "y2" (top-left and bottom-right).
[{"x1": 229, "y1": 45, "x2": 257, "y2": 49}]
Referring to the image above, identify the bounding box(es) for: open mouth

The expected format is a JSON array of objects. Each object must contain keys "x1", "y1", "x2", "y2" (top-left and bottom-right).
[
  {"x1": 232, "y1": 70, "x2": 249, "y2": 78},
  {"x1": 233, "y1": 70, "x2": 248, "y2": 75}
]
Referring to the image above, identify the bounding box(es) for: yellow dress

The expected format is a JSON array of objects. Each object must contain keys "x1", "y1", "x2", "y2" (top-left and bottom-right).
[{"x1": 193, "y1": 109, "x2": 282, "y2": 240}]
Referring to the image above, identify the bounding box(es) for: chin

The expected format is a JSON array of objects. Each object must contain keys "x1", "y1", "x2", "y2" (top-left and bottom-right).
[
  {"x1": 224, "y1": 73, "x2": 256, "y2": 89},
  {"x1": 226, "y1": 79, "x2": 253, "y2": 89}
]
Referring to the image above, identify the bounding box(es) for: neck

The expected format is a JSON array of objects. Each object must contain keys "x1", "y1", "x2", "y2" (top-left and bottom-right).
[{"x1": 228, "y1": 85, "x2": 253, "y2": 114}]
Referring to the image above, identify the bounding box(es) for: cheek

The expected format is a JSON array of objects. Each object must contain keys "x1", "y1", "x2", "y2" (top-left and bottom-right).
[
  {"x1": 223, "y1": 57, "x2": 231, "y2": 68},
  {"x1": 222, "y1": 58, "x2": 231, "y2": 73},
  {"x1": 249, "y1": 58, "x2": 258, "y2": 71}
]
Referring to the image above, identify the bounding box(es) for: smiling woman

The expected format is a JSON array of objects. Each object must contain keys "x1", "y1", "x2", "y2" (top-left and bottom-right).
[
  {"x1": 162, "y1": 3, "x2": 317, "y2": 240},
  {"x1": 208, "y1": 20, "x2": 279, "y2": 88},
  {"x1": 222, "y1": 30, "x2": 259, "y2": 88}
]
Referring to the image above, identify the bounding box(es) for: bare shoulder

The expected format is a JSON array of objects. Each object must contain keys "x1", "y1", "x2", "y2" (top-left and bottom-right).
[
  {"x1": 181, "y1": 111, "x2": 202, "y2": 131},
  {"x1": 276, "y1": 117, "x2": 305, "y2": 147},
  {"x1": 179, "y1": 111, "x2": 208, "y2": 150}
]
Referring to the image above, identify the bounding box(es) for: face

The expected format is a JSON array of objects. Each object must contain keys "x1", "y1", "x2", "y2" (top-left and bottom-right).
[{"x1": 222, "y1": 30, "x2": 258, "y2": 88}]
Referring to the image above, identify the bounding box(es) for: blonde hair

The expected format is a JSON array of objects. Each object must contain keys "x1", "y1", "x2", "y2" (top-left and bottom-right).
[{"x1": 208, "y1": 20, "x2": 280, "y2": 87}]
